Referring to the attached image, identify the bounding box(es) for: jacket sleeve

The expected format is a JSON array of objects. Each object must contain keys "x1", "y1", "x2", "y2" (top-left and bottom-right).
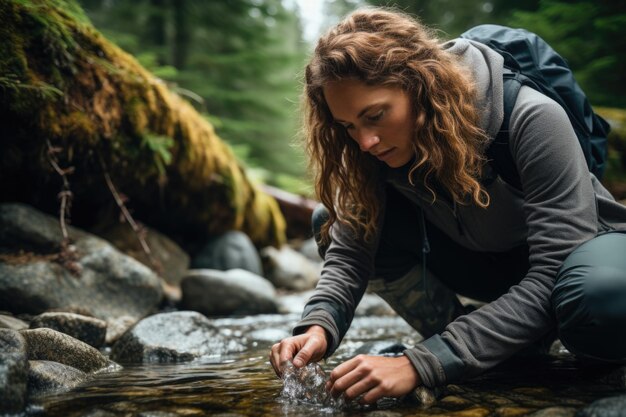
[
  {"x1": 404, "y1": 86, "x2": 599, "y2": 387},
  {"x1": 292, "y1": 194, "x2": 384, "y2": 356}
]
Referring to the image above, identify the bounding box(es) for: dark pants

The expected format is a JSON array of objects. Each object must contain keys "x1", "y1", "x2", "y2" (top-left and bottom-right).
[{"x1": 313, "y1": 186, "x2": 626, "y2": 362}]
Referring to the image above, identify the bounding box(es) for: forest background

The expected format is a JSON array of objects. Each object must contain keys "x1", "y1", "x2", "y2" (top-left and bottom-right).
[{"x1": 79, "y1": 0, "x2": 626, "y2": 197}]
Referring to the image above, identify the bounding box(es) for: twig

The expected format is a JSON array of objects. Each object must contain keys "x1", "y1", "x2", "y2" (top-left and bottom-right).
[{"x1": 98, "y1": 155, "x2": 162, "y2": 274}]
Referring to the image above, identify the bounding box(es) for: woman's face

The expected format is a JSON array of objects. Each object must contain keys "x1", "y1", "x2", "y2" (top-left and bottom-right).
[{"x1": 323, "y1": 79, "x2": 416, "y2": 168}]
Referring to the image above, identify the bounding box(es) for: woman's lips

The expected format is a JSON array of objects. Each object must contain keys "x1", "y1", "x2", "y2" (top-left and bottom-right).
[{"x1": 375, "y1": 147, "x2": 395, "y2": 161}]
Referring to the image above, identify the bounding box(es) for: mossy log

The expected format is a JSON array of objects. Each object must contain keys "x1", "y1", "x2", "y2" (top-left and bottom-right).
[{"x1": 0, "y1": 0, "x2": 286, "y2": 249}]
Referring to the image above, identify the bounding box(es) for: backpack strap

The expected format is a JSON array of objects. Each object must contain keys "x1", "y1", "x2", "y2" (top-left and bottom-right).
[{"x1": 486, "y1": 70, "x2": 523, "y2": 190}]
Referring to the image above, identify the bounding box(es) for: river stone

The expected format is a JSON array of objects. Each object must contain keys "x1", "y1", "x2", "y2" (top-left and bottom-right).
[
  {"x1": 20, "y1": 328, "x2": 112, "y2": 373},
  {"x1": 27, "y1": 360, "x2": 86, "y2": 396},
  {"x1": 0, "y1": 203, "x2": 163, "y2": 331},
  {"x1": 111, "y1": 311, "x2": 245, "y2": 363},
  {"x1": 0, "y1": 329, "x2": 28, "y2": 414},
  {"x1": 94, "y1": 222, "x2": 190, "y2": 285},
  {"x1": 180, "y1": 269, "x2": 278, "y2": 316},
  {"x1": 190, "y1": 231, "x2": 262, "y2": 276},
  {"x1": 527, "y1": 407, "x2": 577, "y2": 417},
  {"x1": 576, "y1": 395, "x2": 626, "y2": 417},
  {"x1": 0, "y1": 313, "x2": 29, "y2": 330},
  {"x1": 30, "y1": 312, "x2": 107, "y2": 348},
  {"x1": 260, "y1": 245, "x2": 320, "y2": 290}
]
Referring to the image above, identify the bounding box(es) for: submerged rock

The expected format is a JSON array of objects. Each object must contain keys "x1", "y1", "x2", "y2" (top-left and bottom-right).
[
  {"x1": 260, "y1": 245, "x2": 321, "y2": 291},
  {"x1": 191, "y1": 231, "x2": 263, "y2": 276},
  {"x1": 280, "y1": 361, "x2": 332, "y2": 406},
  {"x1": 181, "y1": 269, "x2": 278, "y2": 316},
  {"x1": 111, "y1": 311, "x2": 245, "y2": 363},
  {"x1": 30, "y1": 312, "x2": 107, "y2": 348},
  {"x1": 27, "y1": 360, "x2": 86, "y2": 396},
  {"x1": 0, "y1": 203, "x2": 163, "y2": 333},
  {"x1": 0, "y1": 329, "x2": 28, "y2": 414},
  {"x1": 20, "y1": 328, "x2": 112, "y2": 373}
]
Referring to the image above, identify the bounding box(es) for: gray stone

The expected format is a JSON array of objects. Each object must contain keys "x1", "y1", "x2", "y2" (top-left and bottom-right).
[
  {"x1": 293, "y1": 237, "x2": 323, "y2": 262},
  {"x1": 27, "y1": 360, "x2": 86, "y2": 396},
  {"x1": 276, "y1": 290, "x2": 315, "y2": 314},
  {"x1": 94, "y1": 222, "x2": 190, "y2": 285},
  {"x1": 0, "y1": 329, "x2": 28, "y2": 414},
  {"x1": 30, "y1": 312, "x2": 107, "y2": 348},
  {"x1": 0, "y1": 313, "x2": 28, "y2": 330},
  {"x1": 180, "y1": 269, "x2": 278, "y2": 316},
  {"x1": 0, "y1": 203, "x2": 163, "y2": 332},
  {"x1": 111, "y1": 311, "x2": 245, "y2": 363},
  {"x1": 575, "y1": 395, "x2": 626, "y2": 417},
  {"x1": 191, "y1": 231, "x2": 262, "y2": 276},
  {"x1": 20, "y1": 328, "x2": 112, "y2": 373},
  {"x1": 260, "y1": 245, "x2": 321, "y2": 290}
]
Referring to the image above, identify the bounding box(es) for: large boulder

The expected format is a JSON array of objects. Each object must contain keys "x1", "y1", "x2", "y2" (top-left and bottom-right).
[
  {"x1": 20, "y1": 328, "x2": 113, "y2": 373},
  {"x1": 190, "y1": 231, "x2": 263, "y2": 276},
  {"x1": 575, "y1": 395, "x2": 626, "y2": 417},
  {"x1": 30, "y1": 312, "x2": 107, "y2": 348},
  {"x1": 0, "y1": 329, "x2": 28, "y2": 414},
  {"x1": 180, "y1": 269, "x2": 278, "y2": 316},
  {"x1": 0, "y1": 203, "x2": 163, "y2": 336},
  {"x1": 111, "y1": 311, "x2": 245, "y2": 363},
  {"x1": 260, "y1": 245, "x2": 321, "y2": 291}
]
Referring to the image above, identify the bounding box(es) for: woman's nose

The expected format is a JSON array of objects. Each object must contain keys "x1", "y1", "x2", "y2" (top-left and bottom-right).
[{"x1": 353, "y1": 128, "x2": 380, "y2": 152}]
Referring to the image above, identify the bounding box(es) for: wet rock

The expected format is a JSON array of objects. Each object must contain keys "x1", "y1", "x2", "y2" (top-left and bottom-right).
[
  {"x1": 280, "y1": 361, "x2": 332, "y2": 405},
  {"x1": 30, "y1": 312, "x2": 107, "y2": 348},
  {"x1": 111, "y1": 311, "x2": 245, "y2": 363},
  {"x1": 575, "y1": 395, "x2": 626, "y2": 417},
  {"x1": 94, "y1": 223, "x2": 190, "y2": 286},
  {"x1": 527, "y1": 407, "x2": 577, "y2": 417},
  {"x1": 181, "y1": 269, "x2": 278, "y2": 316},
  {"x1": 0, "y1": 329, "x2": 28, "y2": 414},
  {"x1": 0, "y1": 203, "x2": 163, "y2": 331},
  {"x1": 0, "y1": 313, "x2": 28, "y2": 330},
  {"x1": 355, "y1": 293, "x2": 396, "y2": 317},
  {"x1": 191, "y1": 231, "x2": 262, "y2": 276},
  {"x1": 105, "y1": 315, "x2": 138, "y2": 345},
  {"x1": 260, "y1": 245, "x2": 320, "y2": 291},
  {"x1": 354, "y1": 341, "x2": 407, "y2": 356},
  {"x1": 27, "y1": 360, "x2": 86, "y2": 396},
  {"x1": 20, "y1": 328, "x2": 112, "y2": 373}
]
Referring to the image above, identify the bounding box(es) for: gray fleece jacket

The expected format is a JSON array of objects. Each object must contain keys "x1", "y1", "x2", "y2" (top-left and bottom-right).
[{"x1": 294, "y1": 39, "x2": 626, "y2": 387}]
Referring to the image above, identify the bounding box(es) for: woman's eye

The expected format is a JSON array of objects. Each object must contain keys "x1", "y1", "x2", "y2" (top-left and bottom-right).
[{"x1": 367, "y1": 111, "x2": 384, "y2": 122}]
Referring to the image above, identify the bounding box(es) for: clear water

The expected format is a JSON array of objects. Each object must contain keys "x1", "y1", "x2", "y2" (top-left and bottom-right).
[{"x1": 25, "y1": 314, "x2": 625, "y2": 416}]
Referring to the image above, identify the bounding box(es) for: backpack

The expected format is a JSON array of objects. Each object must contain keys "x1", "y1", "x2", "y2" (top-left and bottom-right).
[{"x1": 460, "y1": 24, "x2": 611, "y2": 190}]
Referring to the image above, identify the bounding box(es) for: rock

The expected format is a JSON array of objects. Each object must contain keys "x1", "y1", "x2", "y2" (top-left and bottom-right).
[
  {"x1": 27, "y1": 360, "x2": 86, "y2": 396},
  {"x1": 355, "y1": 293, "x2": 396, "y2": 317},
  {"x1": 180, "y1": 269, "x2": 278, "y2": 316},
  {"x1": 136, "y1": 412, "x2": 181, "y2": 417},
  {"x1": 354, "y1": 341, "x2": 407, "y2": 356},
  {"x1": 527, "y1": 407, "x2": 576, "y2": 417},
  {"x1": 105, "y1": 315, "x2": 138, "y2": 345},
  {"x1": 111, "y1": 311, "x2": 245, "y2": 363},
  {"x1": 20, "y1": 328, "x2": 112, "y2": 373},
  {"x1": 93, "y1": 222, "x2": 190, "y2": 285},
  {"x1": 576, "y1": 395, "x2": 626, "y2": 417},
  {"x1": 260, "y1": 245, "x2": 321, "y2": 290},
  {"x1": 276, "y1": 290, "x2": 315, "y2": 314},
  {"x1": 30, "y1": 312, "x2": 107, "y2": 348},
  {"x1": 292, "y1": 237, "x2": 323, "y2": 262},
  {"x1": 0, "y1": 203, "x2": 163, "y2": 332},
  {"x1": 191, "y1": 231, "x2": 262, "y2": 276},
  {"x1": 0, "y1": 313, "x2": 28, "y2": 330},
  {"x1": 0, "y1": 329, "x2": 28, "y2": 414}
]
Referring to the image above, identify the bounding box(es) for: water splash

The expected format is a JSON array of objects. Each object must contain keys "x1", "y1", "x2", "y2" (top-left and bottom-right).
[{"x1": 279, "y1": 361, "x2": 344, "y2": 409}]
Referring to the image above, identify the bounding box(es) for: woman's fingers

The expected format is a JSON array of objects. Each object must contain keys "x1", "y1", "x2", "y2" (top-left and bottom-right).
[{"x1": 269, "y1": 325, "x2": 329, "y2": 377}]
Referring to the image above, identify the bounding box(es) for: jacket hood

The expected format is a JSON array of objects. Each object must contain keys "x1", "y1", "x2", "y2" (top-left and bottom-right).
[{"x1": 441, "y1": 38, "x2": 504, "y2": 140}]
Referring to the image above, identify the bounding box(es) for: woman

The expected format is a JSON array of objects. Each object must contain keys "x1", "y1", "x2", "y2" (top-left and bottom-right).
[{"x1": 269, "y1": 7, "x2": 626, "y2": 404}]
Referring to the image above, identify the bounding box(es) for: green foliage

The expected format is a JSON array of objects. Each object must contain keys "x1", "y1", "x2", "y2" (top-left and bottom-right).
[{"x1": 142, "y1": 133, "x2": 174, "y2": 181}]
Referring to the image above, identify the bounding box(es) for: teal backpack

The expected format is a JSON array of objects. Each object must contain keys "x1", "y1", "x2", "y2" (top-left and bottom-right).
[{"x1": 461, "y1": 25, "x2": 611, "y2": 189}]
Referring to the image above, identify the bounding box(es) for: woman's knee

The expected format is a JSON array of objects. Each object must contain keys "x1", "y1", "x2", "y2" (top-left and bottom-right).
[{"x1": 552, "y1": 231, "x2": 626, "y2": 361}]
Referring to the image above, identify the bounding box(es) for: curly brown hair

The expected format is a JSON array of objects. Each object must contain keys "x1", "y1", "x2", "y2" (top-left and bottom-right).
[{"x1": 304, "y1": 7, "x2": 490, "y2": 244}]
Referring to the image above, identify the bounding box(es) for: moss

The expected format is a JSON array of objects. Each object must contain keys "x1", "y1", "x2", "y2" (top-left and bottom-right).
[{"x1": 0, "y1": 0, "x2": 286, "y2": 249}]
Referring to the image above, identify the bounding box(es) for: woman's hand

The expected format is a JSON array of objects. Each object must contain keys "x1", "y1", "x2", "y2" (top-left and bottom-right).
[
  {"x1": 269, "y1": 325, "x2": 328, "y2": 377},
  {"x1": 326, "y1": 354, "x2": 421, "y2": 404}
]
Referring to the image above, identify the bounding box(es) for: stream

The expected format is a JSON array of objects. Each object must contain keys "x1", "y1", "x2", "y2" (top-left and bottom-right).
[{"x1": 24, "y1": 314, "x2": 625, "y2": 417}]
